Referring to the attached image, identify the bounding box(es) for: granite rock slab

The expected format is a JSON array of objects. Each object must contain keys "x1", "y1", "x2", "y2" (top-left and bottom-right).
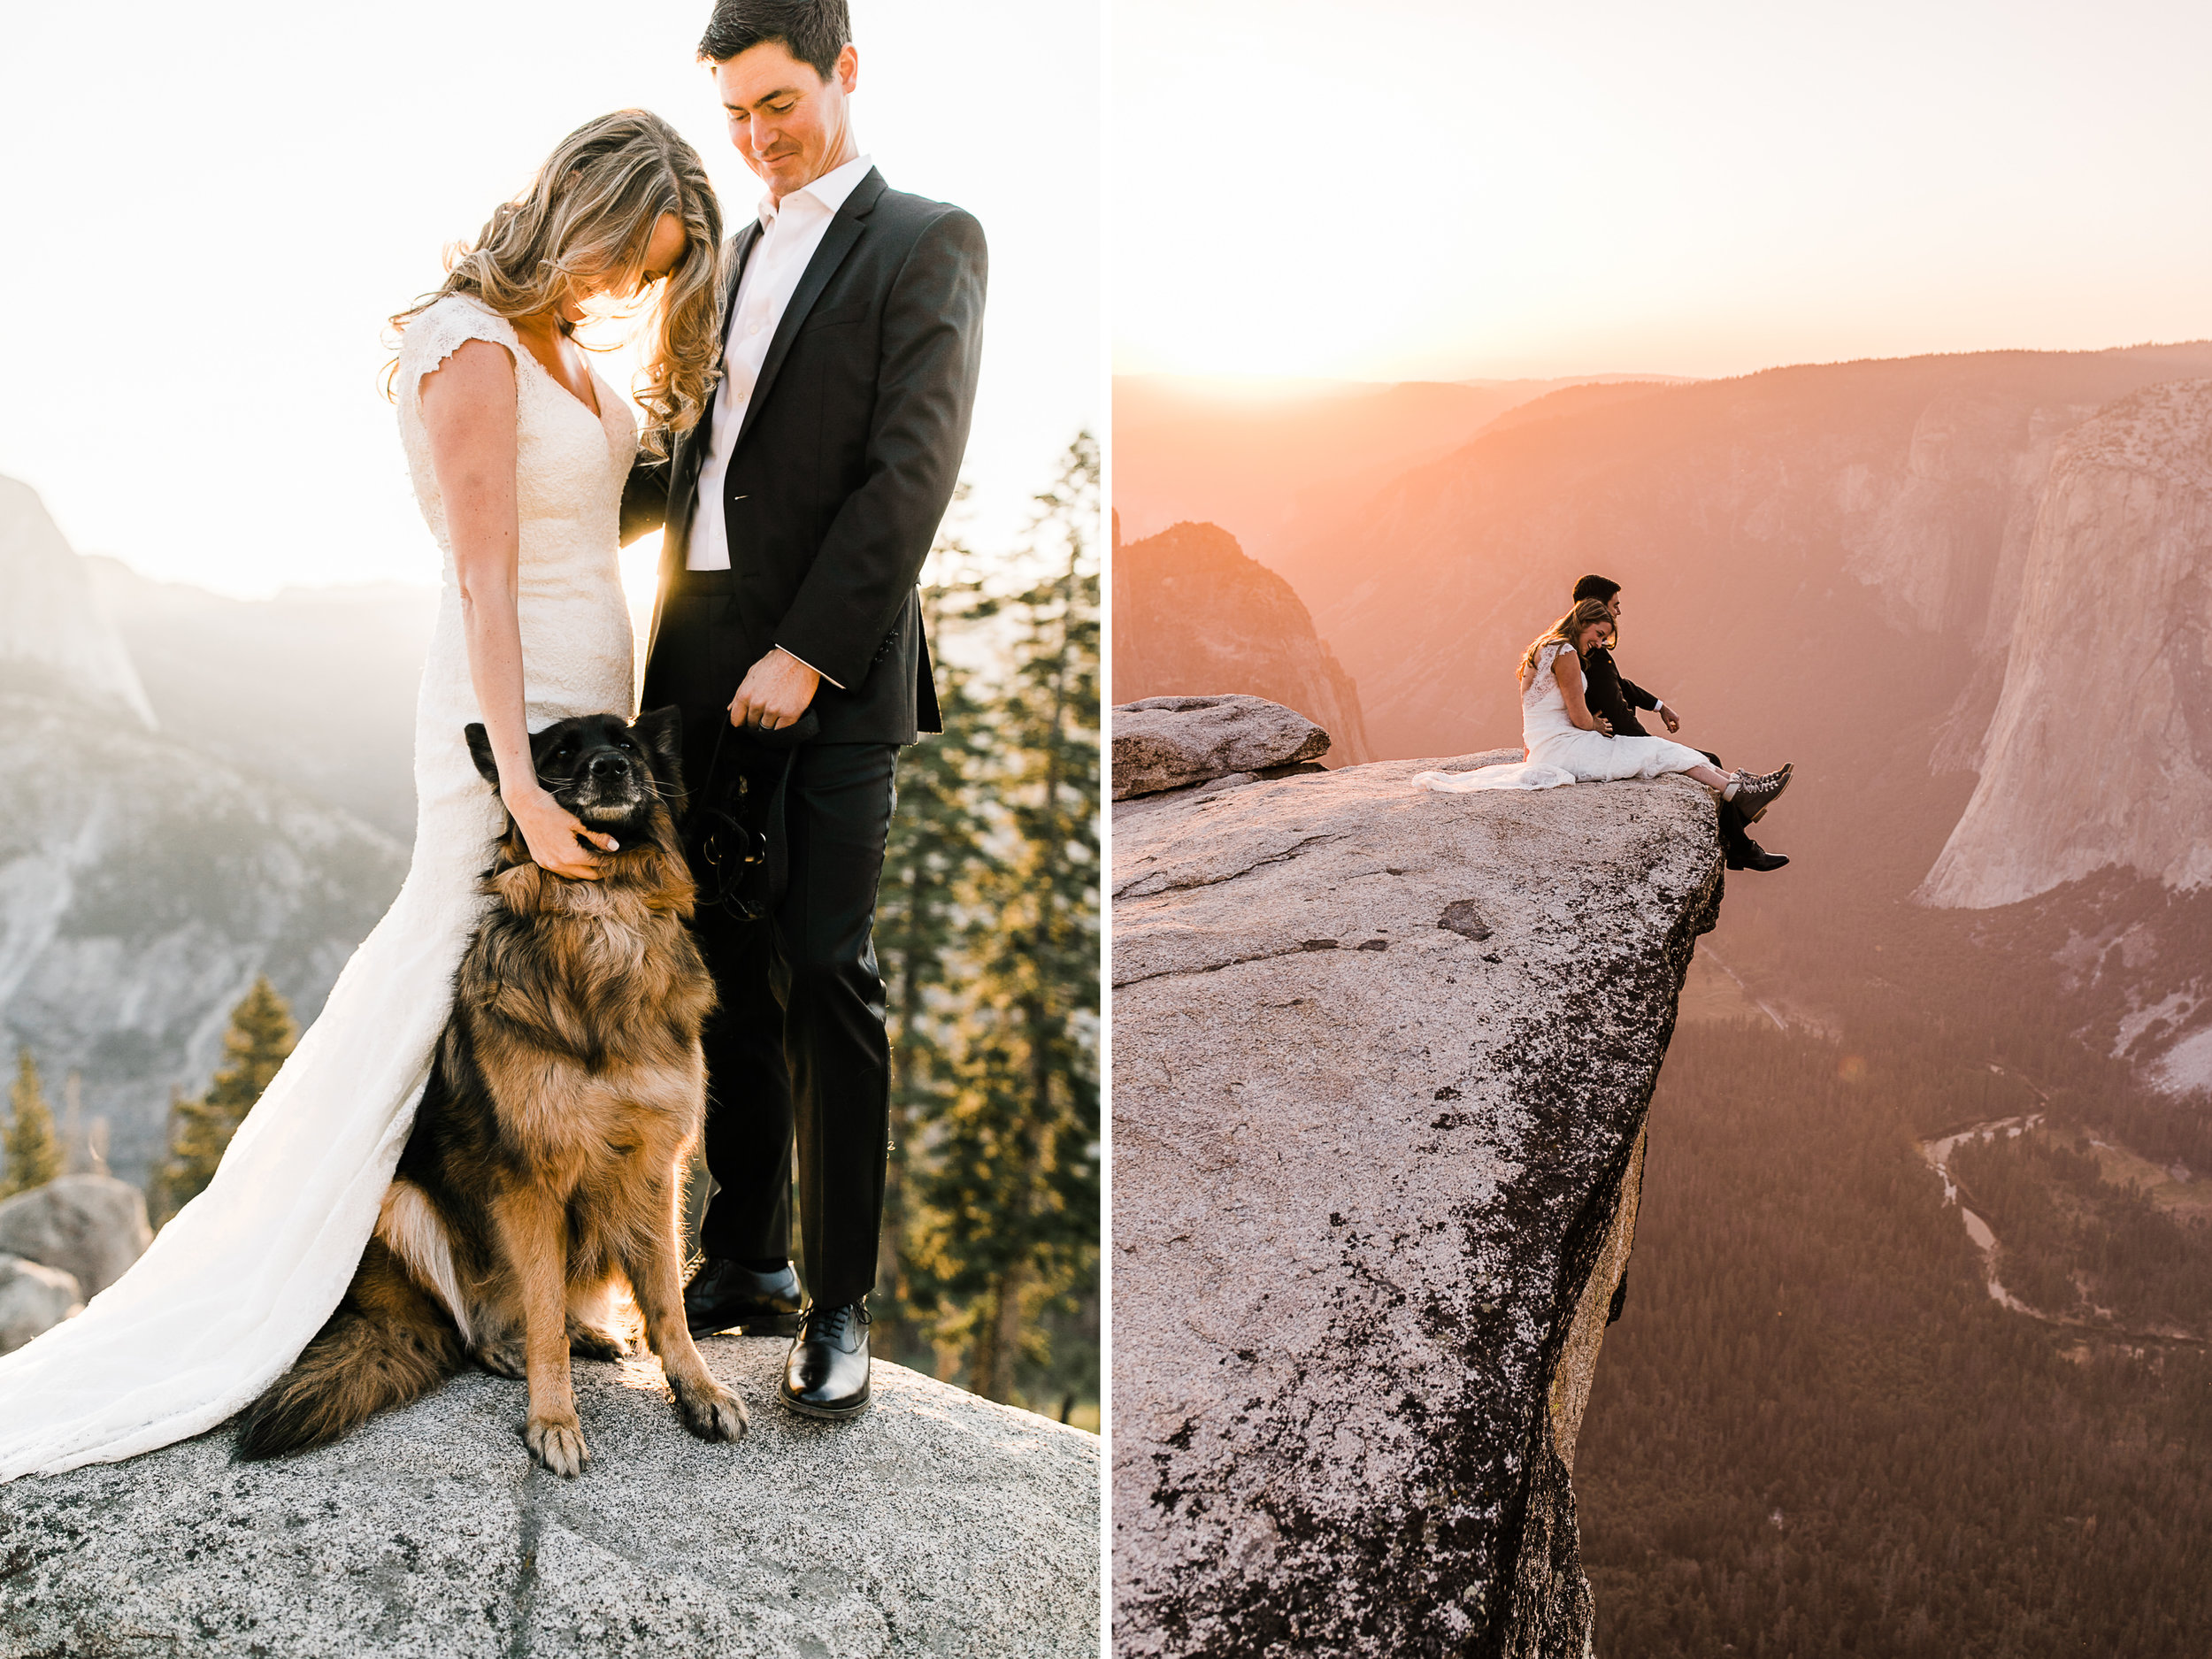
[
  {"x1": 0, "y1": 1255, "x2": 82, "y2": 1356},
  {"x1": 0, "y1": 1174, "x2": 152, "y2": 1298},
  {"x1": 1110, "y1": 757, "x2": 1721, "y2": 1657},
  {"x1": 1110, "y1": 695, "x2": 1331, "y2": 800},
  {"x1": 0, "y1": 1342, "x2": 1100, "y2": 1658}
]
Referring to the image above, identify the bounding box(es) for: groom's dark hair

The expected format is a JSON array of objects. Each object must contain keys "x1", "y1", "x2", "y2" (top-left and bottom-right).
[
  {"x1": 698, "y1": 0, "x2": 851, "y2": 78},
  {"x1": 1573, "y1": 573, "x2": 1622, "y2": 604}
]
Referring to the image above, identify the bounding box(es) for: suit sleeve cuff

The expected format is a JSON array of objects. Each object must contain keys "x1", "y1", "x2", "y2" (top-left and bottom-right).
[{"x1": 775, "y1": 644, "x2": 845, "y2": 691}]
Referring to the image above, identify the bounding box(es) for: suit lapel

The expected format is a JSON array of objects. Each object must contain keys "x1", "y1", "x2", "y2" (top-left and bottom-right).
[
  {"x1": 721, "y1": 219, "x2": 763, "y2": 332},
  {"x1": 648, "y1": 220, "x2": 765, "y2": 665},
  {"x1": 733, "y1": 168, "x2": 885, "y2": 456}
]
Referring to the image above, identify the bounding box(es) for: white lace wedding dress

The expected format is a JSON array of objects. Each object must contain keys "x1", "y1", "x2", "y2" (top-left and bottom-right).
[
  {"x1": 1414, "y1": 640, "x2": 1709, "y2": 794},
  {"x1": 0, "y1": 296, "x2": 639, "y2": 1481}
]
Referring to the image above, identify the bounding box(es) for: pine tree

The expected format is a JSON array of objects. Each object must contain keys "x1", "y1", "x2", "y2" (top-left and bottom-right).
[
  {"x1": 872, "y1": 497, "x2": 1001, "y2": 1366},
  {"x1": 918, "y1": 433, "x2": 1101, "y2": 1403},
  {"x1": 152, "y1": 977, "x2": 297, "y2": 1227},
  {"x1": 3, "y1": 1048, "x2": 65, "y2": 1199}
]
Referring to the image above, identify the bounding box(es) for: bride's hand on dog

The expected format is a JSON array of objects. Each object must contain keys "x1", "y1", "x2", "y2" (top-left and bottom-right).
[{"x1": 511, "y1": 787, "x2": 618, "y2": 879}]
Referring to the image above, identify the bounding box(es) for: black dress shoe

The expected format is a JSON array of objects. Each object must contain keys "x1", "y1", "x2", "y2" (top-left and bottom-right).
[
  {"x1": 1723, "y1": 816, "x2": 1790, "y2": 871},
  {"x1": 780, "y1": 1301, "x2": 872, "y2": 1420},
  {"x1": 1733, "y1": 834, "x2": 1790, "y2": 872},
  {"x1": 684, "y1": 1258, "x2": 803, "y2": 1338}
]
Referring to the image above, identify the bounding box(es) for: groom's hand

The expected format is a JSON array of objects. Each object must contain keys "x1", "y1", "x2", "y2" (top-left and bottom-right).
[
  {"x1": 728, "y1": 648, "x2": 821, "y2": 732},
  {"x1": 1659, "y1": 704, "x2": 1682, "y2": 733}
]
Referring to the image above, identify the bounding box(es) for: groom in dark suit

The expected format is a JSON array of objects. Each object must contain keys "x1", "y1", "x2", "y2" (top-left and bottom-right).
[
  {"x1": 620, "y1": 0, "x2": 986, "y2": 1418},
  {"x1": 1571, "y1": 573, "x2": 1788, "y2": 872}
]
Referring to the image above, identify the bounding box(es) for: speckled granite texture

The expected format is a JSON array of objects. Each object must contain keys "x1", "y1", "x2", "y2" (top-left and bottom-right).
[
  {"x1": 1111, "y1": 752, "x2": 1721, "y2": 1658},
  {"x1": 0, "y1": 1341, "x2": 1099, "y2": 1658}
]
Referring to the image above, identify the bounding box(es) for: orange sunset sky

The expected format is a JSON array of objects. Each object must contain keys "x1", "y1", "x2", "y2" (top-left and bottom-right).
[{"x1": 1112, "y1": 0, "x2": 2211, "y2": 385}]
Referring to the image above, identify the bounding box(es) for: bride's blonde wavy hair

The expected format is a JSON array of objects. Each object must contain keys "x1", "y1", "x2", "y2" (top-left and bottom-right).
[
  {"x1": 389, "y1": 110, "x2": 723, "y2": 461},
  {"x1": 1518, "y1": 598, "x2": 1616, "y2": 687}
]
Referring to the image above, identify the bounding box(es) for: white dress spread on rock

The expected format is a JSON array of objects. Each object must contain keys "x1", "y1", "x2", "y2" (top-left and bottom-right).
[
  {"x1": 1414, "y1": 641, "x2": 1710, "y2": 794},
  {"x1": 0, "y1": 296, "x2": 638, "y2": 1481}
]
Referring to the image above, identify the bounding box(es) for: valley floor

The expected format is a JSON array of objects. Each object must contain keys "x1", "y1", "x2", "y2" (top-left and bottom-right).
[{"x1": 1577, "y1": 1018, "x2": 2212, "y2": 1658}]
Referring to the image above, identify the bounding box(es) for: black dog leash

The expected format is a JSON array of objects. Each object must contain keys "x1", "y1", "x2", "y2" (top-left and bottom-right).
[{"x1": 687, "y1": 710, "x2": 818, "y2": 922}]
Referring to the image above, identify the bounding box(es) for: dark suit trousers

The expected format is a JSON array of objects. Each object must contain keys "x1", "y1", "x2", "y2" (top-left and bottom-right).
[
  {"x1": 1696, "y1": 749, "x2": 1755, "y2": 855},
  {"x1": 652, "y1": 586, "x2": 896, "y2": 1311}
]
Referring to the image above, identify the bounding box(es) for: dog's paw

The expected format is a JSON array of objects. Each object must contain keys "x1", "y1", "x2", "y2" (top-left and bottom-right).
[
  {"x1": 567, "y1": 1322, "x2": 633, "y2": 1362},
  {"x1": 525, "y1": 1415, "x2": 590, "y2": 1478},
  {"x1": 673, "y1": 1375, "x2": 749, "y2": 1443},
  {"x1": 475, "y1": 1340, "x2": 527, "y2": 1379}
]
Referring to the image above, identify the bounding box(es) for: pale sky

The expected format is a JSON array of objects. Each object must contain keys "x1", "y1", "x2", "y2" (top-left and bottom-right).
[
  {"x1": 1113, "y1": 0, "x2": 2212, "y2": 382},
  {"x1": 0, "y1": 0, "x2": 1100, "y2": 599}
]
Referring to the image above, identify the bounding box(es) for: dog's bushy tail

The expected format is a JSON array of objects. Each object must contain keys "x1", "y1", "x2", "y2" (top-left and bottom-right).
[{"x1": 234, "y1": 1237, "x2": 465, "y2": 1461}]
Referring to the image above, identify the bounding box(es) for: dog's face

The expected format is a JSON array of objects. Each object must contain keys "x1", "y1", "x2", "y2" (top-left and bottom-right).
[{"x1": 465, "y1": 709, "x2": 685, "y2": 846}]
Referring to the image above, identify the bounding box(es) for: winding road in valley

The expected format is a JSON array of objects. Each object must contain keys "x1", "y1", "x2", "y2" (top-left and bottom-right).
[
  {"x1": 1916, "y1": 1089, "x2": 2207, "y2": 1350},
  {"x1": 1917, "y1": 1112, "x2": 2047, "y2": 1318}
]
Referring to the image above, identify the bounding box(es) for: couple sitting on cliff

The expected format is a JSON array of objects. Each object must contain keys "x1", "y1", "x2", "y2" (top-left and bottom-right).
[{"x1": 1415, "y1": 574, "x2": 1792, "y2": 872}]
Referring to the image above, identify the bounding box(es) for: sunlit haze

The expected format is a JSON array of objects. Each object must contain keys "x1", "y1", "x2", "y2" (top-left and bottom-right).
[
  {"x1": 1113, "y1": 0, "x2": 2211, "y2": 383},
  {"x1": 0, "y1": 0, "x2": 1100, "y2": 598}
]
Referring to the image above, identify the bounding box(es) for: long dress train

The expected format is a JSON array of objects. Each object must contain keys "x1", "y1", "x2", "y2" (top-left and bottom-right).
[
  {"x1": 0, "y1": 296, "x2": 638, "y2": 1481},
  {"x1": 1413, "y1": 640, "x2": 1711, "y2": 794}
]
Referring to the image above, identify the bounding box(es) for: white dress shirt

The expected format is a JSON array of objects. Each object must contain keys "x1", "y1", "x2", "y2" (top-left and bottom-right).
[{"x1": 686, "y1": 151, "x2": 874, "y2": 580}]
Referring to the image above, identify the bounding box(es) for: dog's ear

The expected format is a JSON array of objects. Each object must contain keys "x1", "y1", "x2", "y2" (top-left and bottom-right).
[
  {"x1": 463, "y1": 724, "x2": 501, "y2": 788},
  {"x1": 633, "y1": 706, "x2": 685, "y2": 793}
]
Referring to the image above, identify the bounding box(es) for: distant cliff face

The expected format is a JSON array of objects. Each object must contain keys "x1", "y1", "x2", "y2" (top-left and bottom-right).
[
  {"x1": 1921, "y1": 380, "x2": 2212, "y2": 909},
  {"x1": 0, "y1": 479, "x2": 155, "y2": 726},
  {"x1": 1112, "y1": 519, "x2": 1373, "y2": 764},
  {"x1": 1112, "y1": 723, "x2": 1721, "y2": 1655}
]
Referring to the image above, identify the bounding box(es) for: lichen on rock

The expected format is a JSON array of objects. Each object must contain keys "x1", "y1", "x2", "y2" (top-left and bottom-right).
[{"x1": 1111, "y1": 740, "x2": 1720, "y2": 1656}]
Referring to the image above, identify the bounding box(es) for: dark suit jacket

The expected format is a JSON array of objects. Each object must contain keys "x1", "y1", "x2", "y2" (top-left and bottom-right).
[
  {"x1": 624, "y1": 167, "x2": 987, "y2": 744},
  {"x1": 1579, "y1": 645, "x2": 1659, "y2": 739}
]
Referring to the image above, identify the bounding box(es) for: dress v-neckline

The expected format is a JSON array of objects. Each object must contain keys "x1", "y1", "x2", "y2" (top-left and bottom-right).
[
  {"x1": 515, "y1": 341, "x2": 634, "y2": 463},
  {"x1": 512, "y1": 332, "x2": 604, "y2": 425}
]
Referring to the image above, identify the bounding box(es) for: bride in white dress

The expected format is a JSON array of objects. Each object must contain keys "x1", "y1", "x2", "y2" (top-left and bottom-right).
[
  {"x1": 0, "y1": 111, "x2": 724, "y2": 1482},
  {"x1": 1416, "y1": 599, "x2": 1791, "y2": 818}
]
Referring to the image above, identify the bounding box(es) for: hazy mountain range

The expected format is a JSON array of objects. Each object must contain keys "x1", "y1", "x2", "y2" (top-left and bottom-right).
[
  {"x1": 1111, "y1": 373, "x2": 1697, "y2": 575},
  {"x1": 88, "y1": 560, "x2": 435, "y2": 846},
  {"x1": 0, "y1": 478, "x2": 420, "y2": 1183}
]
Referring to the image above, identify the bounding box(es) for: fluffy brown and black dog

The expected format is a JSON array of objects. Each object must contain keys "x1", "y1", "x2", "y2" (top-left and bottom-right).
[{"x1": 236, "y1": 708, "x2": 747, "y2": 1475}]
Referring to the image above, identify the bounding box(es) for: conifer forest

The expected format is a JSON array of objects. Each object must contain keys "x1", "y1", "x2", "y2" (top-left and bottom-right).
[
  {"x1": 1578, "y1": 1014, "x2": 2212, "y2": 1655},
  {"x1": 740, "y1": 432, "x2": 1101, "y2": 1424}
]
